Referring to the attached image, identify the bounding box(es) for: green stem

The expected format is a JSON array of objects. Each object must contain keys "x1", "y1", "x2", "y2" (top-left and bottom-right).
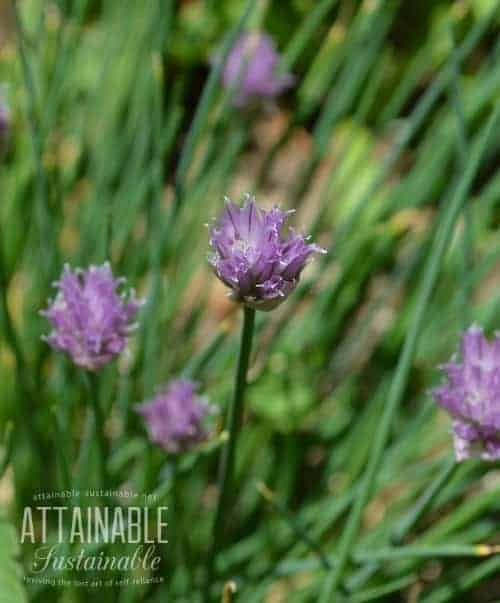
[
  {"x1": 169, "y1": 457, "x2": 185, "y2": 594},
  {"x1": 0, "y1": 422, "x2": 14, "y2": 479},
  {"x1": 348, "y1": 454, "x2": 457, "y2": 591},
  {"x1": 83, "y1": 372, "x2": 109, "y2": 489},
  {"x1": 0, "y1": 229, "x2": 43, "y2": 482},
  {"x1": 273, "y1": 543, "x2": 500, "y2": 579},
  {"x1": 203, "y1": 306, "x2": 256, "y2": 602},
  {"x1": 391, "y1": 454, "x2": 457, "y2": 545},
  {"x1": 75, "y1": 407, "x2": 94, "y2": 487},
  {"x1": 50, "y1": 409, "x2": 81, "y2": 601},
  {"x1": 257, "y1": 482, "x2": 332, "y2": 571},
  {"x1": 182, "y1": 330, "x2": 228, "y2": 380},
  {"x1": 447, "y1": 23, "x2": 473, "y2": 329},
  {"x1": 420, "y1": 556, "x2": 500, "y2": 603},
  {"x1": 51, "y1": 407, "x2": 72, "y2": 493},
  {"x1": 13, "y1": 1, "x2": 54, "y2": 273},
  {"x1": 319, "y1": 105, "x2": 500, "y2": 603}
]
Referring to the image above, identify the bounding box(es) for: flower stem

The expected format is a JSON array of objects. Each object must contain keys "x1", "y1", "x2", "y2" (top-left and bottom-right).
[
  {"x1": 83, "y1": 372, "x2": 109, "y2": 489},
  {"x1": 51, "y1": 407, "x2": 72, "y2": 494},
  {"x1": 169, "y1": 457, "x2": 186, "y2": 593},
  {"x1": 203, "y1": 306, "x2": 256, "y2": 602}
]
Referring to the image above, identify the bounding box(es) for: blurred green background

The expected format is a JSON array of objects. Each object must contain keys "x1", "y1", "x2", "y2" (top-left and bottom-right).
[{"x1": 1, "y1": 0, "x2": 500, "y2": 601}]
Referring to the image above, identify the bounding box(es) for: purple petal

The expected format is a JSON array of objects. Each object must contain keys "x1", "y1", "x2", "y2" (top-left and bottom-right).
[
  {"x1": 209, "y1": 195, "x2": 325, "y2": 311},
  {"x1": 135, "y1": 379, "x2": 211, "y2": 454},
  {"x1": 41, "y1": 262, "x2": 143, "y2": 370},
  {"x1": 433, "y1": 326, "x2": 500, "y2": 463},
  {"x1": 221, "y1": 32, "x2": 294, "y2": 107}
]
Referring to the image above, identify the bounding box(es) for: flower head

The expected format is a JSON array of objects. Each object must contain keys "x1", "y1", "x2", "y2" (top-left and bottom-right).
[
  {"x1": 42, "y1": 262, "x2": 142, "y2": 371},
  {"x1": 209, "y1": 195, "x2": 325, "y2": 311},
  {"x1": 221, "y1": 32, "x2": 294, "y2": 107},
  {"x1": 433, "y1": 325, "x2": 500, "y2": 461},
  {"x1": 135, "y1": 379, "x2": 212, "y2": 454}
]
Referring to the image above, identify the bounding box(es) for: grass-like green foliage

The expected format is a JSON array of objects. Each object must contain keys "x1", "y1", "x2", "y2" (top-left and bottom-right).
[{"x1": 1, "y1": 0, "x2": 500, "y2": 601}]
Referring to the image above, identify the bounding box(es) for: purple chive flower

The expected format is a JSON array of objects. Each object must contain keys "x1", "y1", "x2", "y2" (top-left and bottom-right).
[
  {"x1": 135, "y1": 379, "x2": 212, "y2": 454},
  {"x1": 209, "y1": 194, "x2": 326, "y2": 311},
  {"x1": 433, "y1": 325, "x2": 500, "y2": 461},
  {"x1": 42, "y1": 263, "x2": 142, "y2": 371},
  {"x1": 221, "y1": 32, "x2": 294, "y2": 107},
  {"x1": 0, "y1": 91, "x2": 10, "y2": 154}
]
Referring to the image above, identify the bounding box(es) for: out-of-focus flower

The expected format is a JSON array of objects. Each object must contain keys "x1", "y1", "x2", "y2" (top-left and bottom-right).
[
  {"x1": 42, "y1": 262, "x2": 142, "y2": 371},
  {"x1": 209, "y1": 194, "x2": 325, "y2": 311},
  {"x1": 433, "y1": 325, "x2": 500, "y2": 461},
  {"x1": 221, "y1": 32, "x2": 294, "y2": 107},
  {"x1": 0, "y1": 88, "x2": 10, "y2": 155},
  {"x1": 135, "y1": 379, "x2": 212, "y2": 454}
]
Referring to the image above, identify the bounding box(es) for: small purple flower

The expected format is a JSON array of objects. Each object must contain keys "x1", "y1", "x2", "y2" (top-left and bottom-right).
[
  {"x1": 135, "y1": 379, "x2": 212, "y2": 454},
  {"x1": 433, "y1": 325, "x2": 500, "y2": 461},
  {"x1": 0, "y1": 91, "x2": 10, "y2": 154},
  {"x1": 42, "y1": 262, "x2": 142, "y2": 371},
  {"x1": 221, "y1": 32, "x2": 294, "y2": 107},
  {"x1": 209, "y1": 194, "x2": 325, "y2": 311}
]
